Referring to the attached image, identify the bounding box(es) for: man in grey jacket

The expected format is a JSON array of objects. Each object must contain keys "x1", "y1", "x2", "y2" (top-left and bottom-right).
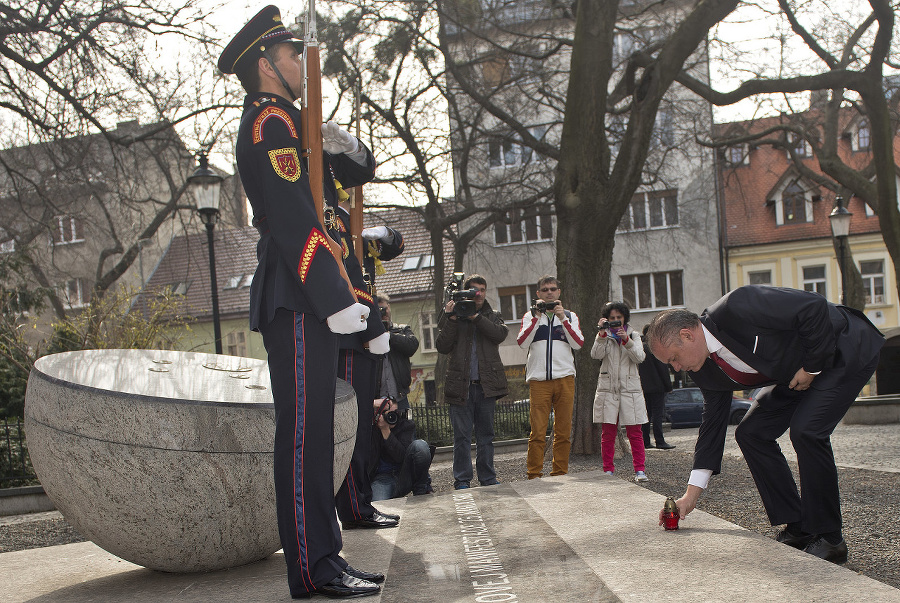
[{"x1": 436, "y1": 274, "x2": 509, "y2": 490}]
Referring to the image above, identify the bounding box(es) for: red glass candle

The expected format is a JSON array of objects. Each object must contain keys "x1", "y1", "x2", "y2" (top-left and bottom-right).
[{"x1": 662, "y1": 497, "x2": 679, "y2": 530}]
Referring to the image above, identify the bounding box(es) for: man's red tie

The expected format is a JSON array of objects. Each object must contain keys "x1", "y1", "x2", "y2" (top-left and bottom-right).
[{"x1": 709, "y1": 351, "x2": 771, "y2": 386}]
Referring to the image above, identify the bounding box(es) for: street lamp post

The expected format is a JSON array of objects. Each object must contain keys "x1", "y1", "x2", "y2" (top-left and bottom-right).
[
  {"x1": 829, "y1": 196, "x2": 853, "y2": 305},
  {"x1": 188, "y1": 151, "x2": 225, "y2": 354}
]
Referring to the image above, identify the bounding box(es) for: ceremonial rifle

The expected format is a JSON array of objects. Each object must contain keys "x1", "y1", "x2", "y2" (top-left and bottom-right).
[
  {"x1": 350, "y1": 85, "x2": 365, "y2": 266},
  {"x1": 299, "y1": 0, "x2": 356, "y2": 297}
]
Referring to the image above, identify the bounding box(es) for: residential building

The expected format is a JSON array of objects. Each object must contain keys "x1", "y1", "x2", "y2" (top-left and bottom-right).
[
  {"x1": 716, "y1": 108, "x2": 900, "y2": 394},
  {"x1": 443, "y1": 0, "x2": 722, "y2": 396},
  {"x1": 0, "y1": 120, "x2": 245, "y2": 342}
]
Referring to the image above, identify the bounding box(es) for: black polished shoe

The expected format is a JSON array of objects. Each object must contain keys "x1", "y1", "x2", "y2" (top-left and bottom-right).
[
  {"x1": 655, "y1": 442, "x2": 676, "y2": 450},
  {"x1": 345, "y1": 565, "x2": 385, "y2": 584},
  {"x1": 342, "y1": 510, "x2": 399, "y2": 529},
  {"x1": 307, "y1": 572, "x2": 380, "y2": 598},
  {"x1": 375, "y1": 508, "x2": 400, "y2": 521},
  {"x1": 775, "y1": 528, "x2": 815, "y2": 550},
  {"x1": 644, "y1": 441, "x2": 654, "y2": 449},
  {"x1": 804, "y1": 537, "x2": 848, "y2": 564}
]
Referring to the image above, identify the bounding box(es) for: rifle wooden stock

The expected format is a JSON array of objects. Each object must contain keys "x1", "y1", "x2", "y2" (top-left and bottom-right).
[
  {"x1": 301, "y1": 21, "x2": 355, "y2": 299},
  {"x1": 350, "y1": 187, "x2": 364, "y2": 265}
]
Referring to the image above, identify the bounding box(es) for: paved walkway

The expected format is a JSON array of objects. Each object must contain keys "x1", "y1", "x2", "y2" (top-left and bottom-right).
[{"x1": 2, "y1": 422, "x2": 898, "y2": 602}]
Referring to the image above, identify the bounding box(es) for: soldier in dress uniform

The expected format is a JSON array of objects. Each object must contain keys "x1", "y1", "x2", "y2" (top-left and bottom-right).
[
  {"x1": 322, "y1": 175, "x2": 405, "y2": 529},
  {"x1": 218, "y1": 5, "x2": 382, "y2": 599}
]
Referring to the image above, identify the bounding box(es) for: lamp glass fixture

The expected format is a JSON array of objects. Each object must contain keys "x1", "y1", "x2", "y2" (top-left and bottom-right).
[{"x1": 829, "y1": 197, "x2": 852, "y2": 238}]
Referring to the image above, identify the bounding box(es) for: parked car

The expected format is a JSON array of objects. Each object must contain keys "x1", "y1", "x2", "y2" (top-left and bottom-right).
[{"x1": 664, "y1": 387, "x2": 752, "y2": 428}]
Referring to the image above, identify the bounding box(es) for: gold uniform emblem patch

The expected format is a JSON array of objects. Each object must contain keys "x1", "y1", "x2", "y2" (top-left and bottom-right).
[{"x1": 268, "y1": 148, "x2": 301, "y2": 182}]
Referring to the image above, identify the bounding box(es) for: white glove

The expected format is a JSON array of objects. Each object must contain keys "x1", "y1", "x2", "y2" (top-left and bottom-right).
[
  {"x1": 322, "y1": 121, "x2": 358, "y2": 155},
  {"x1": 326, "y1": 303, "x2": 370, "y2": 334},
  {"x1": 366, "y1": 332, "x2": 390, "y2": 355},
  {"x1": 361, "y1": 225, "x2": 392, "y2": 242}
]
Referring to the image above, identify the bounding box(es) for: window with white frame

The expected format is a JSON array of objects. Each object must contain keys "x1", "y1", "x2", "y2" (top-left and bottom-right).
[
  {"x1": 224, "y1": 274, "x2": 253, "y2": 289},
  {"x1": 51, "y1": 216, "x2": 84, "y2": 245},
  {"x1": 488, "y1": 126, "x2": 547, "y2": 169},
  {"x1": 619, "y1": 190, "x2": 678, "y2": 231},
  {"x1": 226, "y1": 331, "x2": 248, "y2": 356},
  {"x1": 654, "y1": 109, "x2": 674, "y2": 148},
  {"x1": 776, "y1": 180, "x2": 813, "y2": 225},
  {"x1": 420, "y1": 311, "x2": 439, "y2": 352},
  {"x1": 725, "y1": 144, "x2": 750, "y2": 166},
  {"x1": 787, "y1": 133, "x2": 812, "y2": 158},
  {"x1": 748, "y1": 270, "x2": 772, "y2": 285},
  {"x1": 62, "y1": 278, "x2": 90, "y2": 308},
  {"x1": 498, "y1": 285, "x2": 529, "y2": 322},
  {"x1": 860, "y1": 260, "x2": 885, "y2": 305},
  {"x1": 801, "y1": 265, "x2": 826, "y2": 295},
  {"x1": 855, "y1": 120, "x2": 870, "y2": 151},
  {"x1": 494, "y1": 206, "x2": 553, "y2": 245},
  {"x1": 621, "y1": 271, "x2": 684, "y2": 310}
]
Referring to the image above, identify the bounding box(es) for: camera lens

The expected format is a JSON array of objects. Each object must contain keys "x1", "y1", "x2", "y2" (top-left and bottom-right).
[{"x1": 383, "y1": 410, "x2": 399, "y2": 425}]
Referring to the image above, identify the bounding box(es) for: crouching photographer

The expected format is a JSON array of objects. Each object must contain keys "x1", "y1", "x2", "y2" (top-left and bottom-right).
[{"x1": 369, "y1": 397, "x2": 434, "y2": 500}]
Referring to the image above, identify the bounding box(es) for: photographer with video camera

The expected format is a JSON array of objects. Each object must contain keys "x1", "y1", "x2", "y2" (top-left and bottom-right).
[
  {"x1": 592, "y1": 301, "x2": 649, "y2": 482},
  {"x1": 375, "y1": 294, "x2": 419, "y2": 411},
  {"x1": 436, "y1": 274, "x2": 509, "y2": 490},
  {"x1": 516, "y1": 276, "x2": 584, "y2": 479},
  {"x1": 369, "y1": 396, "x2": 433, "y2": 500}
]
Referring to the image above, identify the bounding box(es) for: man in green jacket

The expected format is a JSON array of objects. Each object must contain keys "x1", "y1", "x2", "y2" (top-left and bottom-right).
[{"x1": 436, "y1": 274, "x2": 509, "y2": 489}]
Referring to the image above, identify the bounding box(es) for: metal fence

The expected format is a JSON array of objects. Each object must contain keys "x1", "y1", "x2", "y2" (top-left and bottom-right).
[
  {"x1": 1, "y1": 418, "x2": 37, "y2": 487},
  {"x1": 411, "y1": 400, "x2": 536, "y2": 447}
]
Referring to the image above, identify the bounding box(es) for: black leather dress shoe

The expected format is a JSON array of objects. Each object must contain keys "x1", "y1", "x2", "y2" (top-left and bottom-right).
[
  {"x1": 375, "y1": 508, "x2": 400, "y2": 521},
  {"x1": 775, "y1": 528, "x2": 815, "y2": 549},
  {"x1": 345, "y1": 565, "x2": 385, "y2": 584},
  {"x1": 342, "y1": 510, "x2": 399, "y2": 529},
  {"x1": 656, "y1": 442, "x2": 676, "y2": 450},
  {"x1": 804, "y1": 537, "x2": 848, "y2": 564},
  {"x1": 307, "y1": 572, "x2": 379, "y2": 599}
]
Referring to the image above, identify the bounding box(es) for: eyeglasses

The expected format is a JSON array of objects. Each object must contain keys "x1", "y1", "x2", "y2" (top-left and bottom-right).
[{"x1": 540, "y1": 287, "x2": 558, "y2": 292}]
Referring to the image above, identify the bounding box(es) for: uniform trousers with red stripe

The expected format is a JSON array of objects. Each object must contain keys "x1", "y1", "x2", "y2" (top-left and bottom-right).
[
  {"x1": 261, "y1": 309, "x2": 347, "y2": 597},
  {"x1": 335, "y1": 348, "x2": 378, "y2": 522}
]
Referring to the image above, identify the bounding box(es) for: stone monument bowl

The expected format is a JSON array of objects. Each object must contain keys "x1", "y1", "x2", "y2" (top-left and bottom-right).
[{"x1": 24, "y1": 349, "x2": 357, "y2": 572}]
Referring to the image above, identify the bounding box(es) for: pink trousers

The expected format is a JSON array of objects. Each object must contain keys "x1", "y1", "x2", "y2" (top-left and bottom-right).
[{"x1": 601, "y1": 422, "x2": 645, "y2": 473}]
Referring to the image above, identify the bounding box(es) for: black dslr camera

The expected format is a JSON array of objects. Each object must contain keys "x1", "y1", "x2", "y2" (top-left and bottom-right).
[
  {"x1": 532, "y1": 299, "x2": 559, "y2": 314},
  {"x1": 374, "y1": 397, "x2": 400, "y2": 426},
  {"x1": 445, "y1": 272, "x2": 478, "y2": 318}
]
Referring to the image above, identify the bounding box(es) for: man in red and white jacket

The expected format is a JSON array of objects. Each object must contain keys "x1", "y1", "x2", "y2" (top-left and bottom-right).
[{"x1": 516, "y1": 275, "x2": 584, "y2": 479}]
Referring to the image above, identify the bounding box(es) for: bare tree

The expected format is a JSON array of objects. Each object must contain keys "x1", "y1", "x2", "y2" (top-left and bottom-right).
[
  {"x1": 0, "y1": 1, "x2": 243, "y2": 343},
  {"x1": 674, "y1": 0, "x2": 899, "y2": 305}
]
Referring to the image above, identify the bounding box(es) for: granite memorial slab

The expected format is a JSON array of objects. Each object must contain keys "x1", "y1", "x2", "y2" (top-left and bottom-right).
[{"x1": 24, "y1": 349, "x2": 357, "y2": 572}]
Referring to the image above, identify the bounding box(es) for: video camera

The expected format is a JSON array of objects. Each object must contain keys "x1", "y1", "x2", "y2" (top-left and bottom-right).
[
  {"x1": 374, "y1": 396, "x2": 400, "y2": 426},
  {"x1": 445, "y1": 272, "x2": 479, "y2": 318},
  {"x1": 601, "y1": 319, "x2": 623, "y2": 329},
  {"x1": 531, "y1": 299, "x2": 559, "y2": 315}
]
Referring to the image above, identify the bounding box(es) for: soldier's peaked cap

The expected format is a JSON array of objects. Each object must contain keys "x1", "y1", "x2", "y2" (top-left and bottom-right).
[{"x1": 217, "y1": 5, "x2": 303, "y2": 75}]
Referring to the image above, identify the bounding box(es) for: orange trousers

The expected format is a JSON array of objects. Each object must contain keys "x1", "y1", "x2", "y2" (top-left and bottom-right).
[{"x1": 526, "y1": 375, "x2": 575, "y2": 479}]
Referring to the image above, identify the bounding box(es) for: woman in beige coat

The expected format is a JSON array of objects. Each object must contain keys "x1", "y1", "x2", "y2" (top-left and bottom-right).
[{"x1": 591, "y1": 301, "x2": 649, "y2": 482}]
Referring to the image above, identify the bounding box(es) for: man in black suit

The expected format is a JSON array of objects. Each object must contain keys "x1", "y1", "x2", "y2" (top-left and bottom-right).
[{"x1": 647, "y1": 286, "x2": 883, "y2": 564}]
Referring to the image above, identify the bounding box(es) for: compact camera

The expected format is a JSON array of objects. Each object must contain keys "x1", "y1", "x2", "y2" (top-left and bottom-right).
[
  {"x1": 445, "y1": 272, "x2": 478, "y2": 318},
  {"x1": 374, "y1": 397, "x2": 400, "y2": 426}
]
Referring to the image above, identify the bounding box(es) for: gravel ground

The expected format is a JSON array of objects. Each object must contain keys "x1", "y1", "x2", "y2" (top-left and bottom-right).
[{"x1": 3, "y1": 430, "x2": 898, "y2": 591}]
